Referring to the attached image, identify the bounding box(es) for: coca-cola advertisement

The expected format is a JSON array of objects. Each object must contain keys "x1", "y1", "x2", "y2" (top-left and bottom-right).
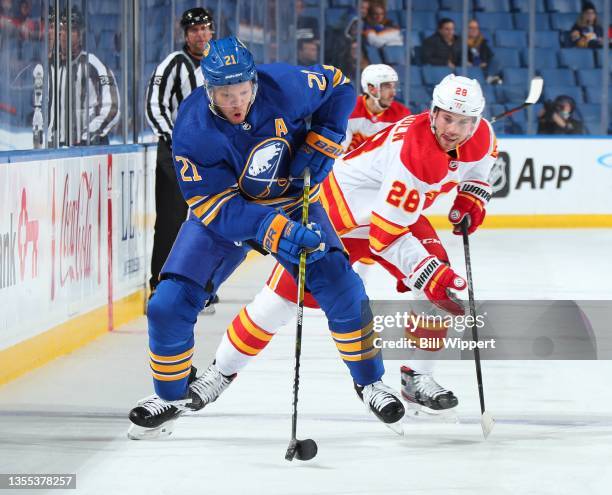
[
  {"x1": 51, "y1": 158, "x2": 103, "y2": 303},
  {"x1": 0, "y1": 149, "x2": 149, "y2": 353}
]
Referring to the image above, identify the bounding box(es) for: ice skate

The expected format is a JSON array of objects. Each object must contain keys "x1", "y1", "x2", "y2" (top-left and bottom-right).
[
  {"x1": 128, "y1": 363, "x2": 235, "y2": 439},
  {"x1": 201, "y1": 294, "x2": 219, "y2": 315},
  {"x1": 400, "y1": 366, "x2": 458, "y2": 417},
  {"x1": 355, "y1": 380, "x2": 405, "y2": 435},
  {"x1": 127, "y1": 394, "x2": 190, "y2": 440},
  {"x1": 186, "y1": 361, "x2": 236, "y2": 411}
]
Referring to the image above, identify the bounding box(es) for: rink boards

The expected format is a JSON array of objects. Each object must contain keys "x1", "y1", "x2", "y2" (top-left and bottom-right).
[
  {"x1": 0, "y1": 145, "x2": 157, "y2": 384},
  {"x1": 425, "y1": 136, "x2": 612, "y2": 227},
  {"x1": 0, "y1": 137, "x2": 611, "y2": 383}
]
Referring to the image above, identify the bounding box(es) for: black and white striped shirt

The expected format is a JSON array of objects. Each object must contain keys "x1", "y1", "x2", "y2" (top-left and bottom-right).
[
  {"x1": 48, "y1": 51, "x2": 121, "y2": 146},
  {"x1": 145, "y1": 45, "x2": 204, "y2": 143}
]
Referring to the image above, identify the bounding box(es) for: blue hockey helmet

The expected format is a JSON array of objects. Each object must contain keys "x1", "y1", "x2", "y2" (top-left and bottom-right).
[
  {"x1": 201, "y1": 36, "x2": 257, "y2": 87},
  {"x1": 201, "y1": 37, "x2": 258, "y2": 121}
]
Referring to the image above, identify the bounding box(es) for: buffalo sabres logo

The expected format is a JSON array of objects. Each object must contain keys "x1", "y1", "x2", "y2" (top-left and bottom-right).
[{"x1": 240, "y1": 138, "x2": 292, "y2": 199}]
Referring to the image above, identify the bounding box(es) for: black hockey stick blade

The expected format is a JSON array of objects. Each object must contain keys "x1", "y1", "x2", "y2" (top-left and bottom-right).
[
  {"x1": 490, "y1": 76, "x2": 544, "y2": 123},
  {"x1": 285, "y1": 438, "x2": 299, "y2": 461},
  {"x1": 286, "y1": 438, "x2": 318, "y2": 461}
]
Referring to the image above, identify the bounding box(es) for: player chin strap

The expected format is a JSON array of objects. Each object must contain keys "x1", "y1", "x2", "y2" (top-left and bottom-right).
[{"x1": 365, "y1": 92, "x2": 388, "y2": 114}]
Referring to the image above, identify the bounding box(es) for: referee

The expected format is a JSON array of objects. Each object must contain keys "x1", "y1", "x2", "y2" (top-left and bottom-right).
[{"x1": 146, "y1": 7, "x2": 215, "y2": 303}]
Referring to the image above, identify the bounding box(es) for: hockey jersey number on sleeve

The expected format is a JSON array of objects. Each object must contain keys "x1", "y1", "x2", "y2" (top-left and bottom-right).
[{"x1": 175, "y1": 155, "x2": 202, "y2": 182}]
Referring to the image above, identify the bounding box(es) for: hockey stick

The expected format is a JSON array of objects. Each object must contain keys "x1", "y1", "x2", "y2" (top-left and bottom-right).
[
  {"x1": 285, "y1": 167, "x2": 318, "y2": 462},
  {"x1": 490, "y1": 76, "x2": 544, "y2": 124},
  {"x1": 461, "y1": 220, "x2": 495, "y2": 439}
]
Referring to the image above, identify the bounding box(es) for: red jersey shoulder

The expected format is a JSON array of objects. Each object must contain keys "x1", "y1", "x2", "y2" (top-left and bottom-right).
[
  {"x1": 398, "y1": 112, "x2": 451, "y2": 185},
  {"x1": 383, "y1": 101, "x2": 411, "y2": 122},
  {"x1": 458, "y1": 118, "x2": 498, "y2": 162},
  {"x1": 349, "y1": 97, "x2": 410, "y2": 123},
  {"x1": 349, "y1": 96, "x2": 368, "y2": 119}
]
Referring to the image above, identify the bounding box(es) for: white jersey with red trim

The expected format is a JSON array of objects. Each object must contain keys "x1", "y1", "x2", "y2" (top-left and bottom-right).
[
  {"x1": 325, "y1": 111, "x2": 497, "y2": 283},
  {"x1": 342, "y1": 96, "x2": 410, "y2": 151}
]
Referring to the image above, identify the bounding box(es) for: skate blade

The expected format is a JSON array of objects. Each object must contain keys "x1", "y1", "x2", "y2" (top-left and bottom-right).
[
  {"x1": 200, "y1": 304, "x2": 216, "y2": 315},
  {"x1": 384, "y1": 420, "x2": 405, "y2": 436},
  {"x1": 401, "y1": 393, "x2": 459, "y2": 422},
  {"x1": 127, "y1": 419, "x2": 177, "y2": 440},
  {"x1": 363, "y1": 403, "x2": 405, "y2": 436}
]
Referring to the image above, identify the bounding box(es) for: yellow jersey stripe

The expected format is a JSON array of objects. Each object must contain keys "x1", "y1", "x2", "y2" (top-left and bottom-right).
[
  {"x1": 327, "y1": 173, "x2": 357, "y2": 231},
  {"x1": 149, "y1": 347, "x2": 194, "y2": 363},
  {"x1": 331, "y1": 322, "x2": 374, "y2": 342},
  {"x1": 202, "y1": 192, "x2": 240, "y2": 226},
  {"x1": 151, "y1": 368, "x2": 192, "y2": 382},
  {"x1": 369, "y1": 236, "x2": 386, "y2": 252},
  {"x1": 149, "y1": 359, "x2": 192, "y2": 373},
  {"x1": 187, "y1": 195, "x2": 207, "y2": 207},
  {"x1": 370, "y1": 213, "x2": 409, "y2": 236},
  {"x1": 227, "y1": 324, "x2": 260, "y2": 355},
  {"x1": 193, "y1": 188, "x2": 238, "y2": 218},
  {"x1": 340, "y1": 347, "x2": 380, "y2": 362},
  {"x1": 238, "y1": 309, "x2": 274, "y2": 342},
  {"x1": 334, "y1": 333, "x2": 376, "y2": 353},
  {"x1": 268, "y1": 264, "x2": 285, "y2": 290}
]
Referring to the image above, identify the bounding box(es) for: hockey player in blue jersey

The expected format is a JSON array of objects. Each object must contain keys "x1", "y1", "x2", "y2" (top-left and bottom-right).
[{"x1": 128, "y1": 37, "x2": 404, "y2": 440}]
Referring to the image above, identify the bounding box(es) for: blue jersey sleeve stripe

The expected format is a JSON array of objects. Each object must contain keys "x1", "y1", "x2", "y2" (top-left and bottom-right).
[
  {"x1": 201, "y1": 192, "x2": 241, "y2": 226},
  {"x1": 192, "y1": 187, "x2": 238, "y2": 218},
  {"x1": 187, "y1": 195, "x2": 208, "y2": 207}
]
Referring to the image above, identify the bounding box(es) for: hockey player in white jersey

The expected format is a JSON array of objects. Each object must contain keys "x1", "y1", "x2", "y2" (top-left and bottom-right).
[{"x1": 197, "y1": 75, "x2": 497, "y2": 420}]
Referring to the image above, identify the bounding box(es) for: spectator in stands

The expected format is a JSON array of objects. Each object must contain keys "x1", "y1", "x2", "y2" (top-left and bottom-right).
[
  {"x1": 360, "y1": 0, "x2": 370, "y2": 22},
  {"x1": 296, "y1": 0, "x2": 319, "y2": 43},
  {"x1": 422, "y1": 18, "x2": 461, "y2": 68},
  {"x1": 537, "y1": 95, "x2": 584, "y2": 135},
  {"x1": 16, "y1": 0, "x2": 38, "y2": 40},
  {"x1": 337, "y1": 39, "x2": 369, "y2": 82},
  {"x1": 467, "y1": 19, "x2": 493, "y2": 71},
  {"x1": 569, "y1": 2, "x2": 604, "y2": 48},
  {"x1": 298, "y1": 38, "x2": 319, "y2": 65},
  {"x1": 0, "y1": 0, "x2": 19, "y2": 37},
  {"x1": 362, "y1": 1, "x2": 402, "y2": 48}
]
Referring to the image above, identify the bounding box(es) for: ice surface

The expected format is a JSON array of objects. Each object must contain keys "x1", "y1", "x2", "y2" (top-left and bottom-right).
[{"x1": 1, "y1": 229, "x2": 611, "y2": 494}]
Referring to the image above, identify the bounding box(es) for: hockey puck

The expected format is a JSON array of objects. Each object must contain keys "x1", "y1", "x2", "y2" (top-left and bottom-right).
[{"x1": 295, "y1": 438, "x2": 318, "y2": 461}]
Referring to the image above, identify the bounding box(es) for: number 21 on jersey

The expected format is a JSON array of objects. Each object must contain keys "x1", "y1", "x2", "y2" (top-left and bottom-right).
[{"x1": 175, "y1": 156, "x2": 202, "y2": 182}]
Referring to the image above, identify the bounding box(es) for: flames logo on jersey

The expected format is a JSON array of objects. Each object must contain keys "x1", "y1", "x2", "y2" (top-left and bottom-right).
[{"x1": 240, "y1": 138, "x2": 292, "y2": 199}]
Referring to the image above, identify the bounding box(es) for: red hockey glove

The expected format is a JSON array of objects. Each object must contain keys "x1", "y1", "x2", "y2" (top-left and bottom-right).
[
  {"x1": 449, "y1": 181, "x2": 492, "y2": 235},
  {"x1": 406, "y1": 256, "x2": 466, "y2": 315}
]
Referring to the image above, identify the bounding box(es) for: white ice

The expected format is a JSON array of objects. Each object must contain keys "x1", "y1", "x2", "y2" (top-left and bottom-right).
[{"x1": 1, "y1": 229, "x2": 611, "y2": 495}]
